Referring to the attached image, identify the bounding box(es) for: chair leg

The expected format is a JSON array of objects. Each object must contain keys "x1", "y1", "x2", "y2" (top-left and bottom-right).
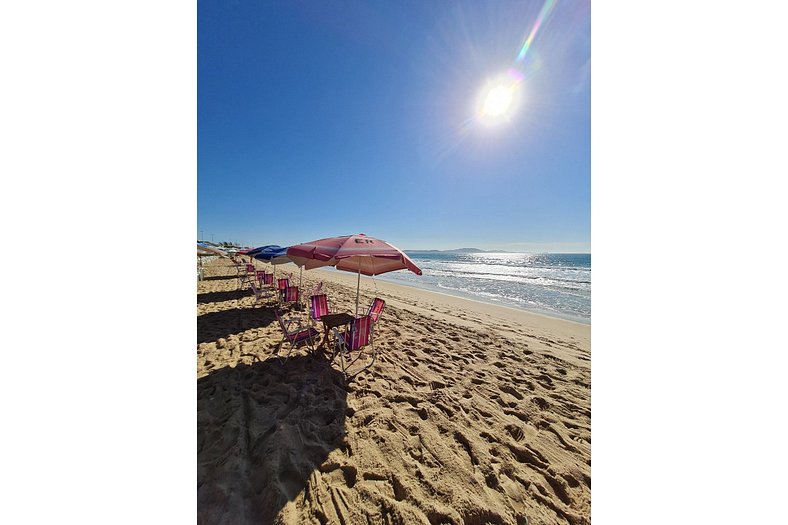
[
  {"x1": 281, "y1": 343, "x2": 294, "y2": 364},
  {"x1": 347, "y1": 350, "x2": 376, "y2": 380},
  {"x1": 343, "y1": 339, "x2": 377, "y2": 382},
  {"x1": 278, "y1": 337, "x2": 296, "y2": 365},
  {"x1": 274, "y1": 334, "x2": 294, "y2": 364}
]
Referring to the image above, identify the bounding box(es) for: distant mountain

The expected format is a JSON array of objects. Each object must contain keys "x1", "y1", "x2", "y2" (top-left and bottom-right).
[{"x1": 444, "y1": 248, "x2": 484, "y2": 253}]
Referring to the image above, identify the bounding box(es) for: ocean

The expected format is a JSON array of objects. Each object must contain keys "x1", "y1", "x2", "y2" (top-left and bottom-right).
[{"x1": 374, "y1": 252, "x2": 591, "y2": 324}]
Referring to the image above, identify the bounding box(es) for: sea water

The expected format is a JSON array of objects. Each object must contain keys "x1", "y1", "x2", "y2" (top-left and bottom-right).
[{"x1": 374, "y1": 252, "x2": 591, "y2": 323}]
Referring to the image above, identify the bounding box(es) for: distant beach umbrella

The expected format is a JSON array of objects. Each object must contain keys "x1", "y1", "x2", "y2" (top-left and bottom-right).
[
  {"x1": 197, "y1": 242, "x2": 228, "y2": 280},
  {"x1": 287, "y1": 234, "x2": 422, "y2": 315},
  {"x1": 197, "y1": 242, "x2": 228, "y2": 257},
  {"x1": 253, "y1": 245, "x2": 292, "y2": 265},
  {"x1": 241, "y1": 244, "x2": 276, "y2": 263},
  {"x1": 251, "y1": 245, "x2": 299, "y2": 287},
  {"x1": 242, "y1": 245, "x2": 269, "y2": 257}
]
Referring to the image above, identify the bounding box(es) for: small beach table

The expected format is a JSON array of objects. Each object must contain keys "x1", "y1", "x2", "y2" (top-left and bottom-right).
[{"x1": 318, "y1": 312, "x2": 354, "y2": 349}]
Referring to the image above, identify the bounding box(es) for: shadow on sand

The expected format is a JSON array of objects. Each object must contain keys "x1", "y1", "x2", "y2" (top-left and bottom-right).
[
  {"x1": 197, "y1": 306, "x2": 276, "y2": 344},
  {"x1": 201, "y1": 275, "x2": 241, "y2": 282},
  {"x1": 197, "y1": 356, "x2": 348, "y2": 524},
  {"x1": 197, "y1": 289, "x2": 253, "y2": 305}
]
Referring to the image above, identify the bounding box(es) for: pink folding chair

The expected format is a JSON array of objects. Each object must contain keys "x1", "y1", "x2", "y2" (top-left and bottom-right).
[
  {"x1": 255, "y1": 270, "x2": 266, "y2": 286},
  {"x1": 367, "y1": 298, "x2": 386, "y2": 323},
  {"x1": 277, "y1": 278, "x2": 290, "y2": 291},
  {"x1": 309, "y1": 294, "x2": 330, "y2": 325},
  {"x1": 274, "y1": 310, "x2": 319, "y2": 363},
  {"x1": 332, "y1": 315, "x2": 376, "y2": 380},
  {"x1": 249, "y1": 280, "x2": 274, "y2": 305},
  {"x1": 280, "y1": 286, "x2": 300, "y2": 308},
  {"x1": 238, "y1": 264, "x2": 256, "y2": 290},
  {"x1": 262, "y1": 273, "x2": 274, "y2": 287}
]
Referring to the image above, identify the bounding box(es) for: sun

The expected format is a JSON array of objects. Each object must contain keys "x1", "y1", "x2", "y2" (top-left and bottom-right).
[
  {"x1": 476, "y1": 72, "x2": 523, "y2": 126},
  {"x1": 483, "y1": 85, "x2": 514, "y2": 117}
]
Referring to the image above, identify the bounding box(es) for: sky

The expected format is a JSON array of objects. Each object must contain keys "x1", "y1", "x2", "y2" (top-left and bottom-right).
[{"x1": 198, "y1": 0, "x2": 590, "y2": 252}]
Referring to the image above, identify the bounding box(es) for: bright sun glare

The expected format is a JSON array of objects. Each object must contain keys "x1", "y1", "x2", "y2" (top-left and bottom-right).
[
  {"x1": 483, "y1": 85, "x2": 514, "y2": 117},
  {"x1": 476, "y1": 72, "x2": 522, "y2": 126}
]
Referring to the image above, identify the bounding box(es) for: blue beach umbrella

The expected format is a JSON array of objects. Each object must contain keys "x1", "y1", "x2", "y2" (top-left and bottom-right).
[
  {"x1": 243, "y1": 245, "x2": 275, "y2": 258},
  {"x1": 253, "y1": 245, "x2": 294, "y2": 286},
  {"x1": 253, "y1": 245, "x2": 291, "y2": 264}
]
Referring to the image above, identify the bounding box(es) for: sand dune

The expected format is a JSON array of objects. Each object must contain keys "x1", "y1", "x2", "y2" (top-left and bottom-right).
[{"x1": 198, "y1": 258, "x2": 590, "y2": 524}]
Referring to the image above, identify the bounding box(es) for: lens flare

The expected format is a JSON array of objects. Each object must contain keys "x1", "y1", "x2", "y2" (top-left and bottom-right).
[
  {"x1": 516, "y1": 0, "x2": 556, "y2": 63},
  {"x1": 472, "y1": 0, "x2": 555, "y2": 128}
]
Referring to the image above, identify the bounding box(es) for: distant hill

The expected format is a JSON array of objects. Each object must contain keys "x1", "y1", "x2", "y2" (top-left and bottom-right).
[{"x1": 444, "y1": 248, "x2": 484, "y2": 253}]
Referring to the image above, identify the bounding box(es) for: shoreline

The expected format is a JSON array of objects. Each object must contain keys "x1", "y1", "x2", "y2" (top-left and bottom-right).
[
  {"x1": 295, "y1": 264, "x2": 591, "y2": 325},
  {"x1": 307, "y1": 266, "x2": 590, "y2": 367},
  {"x1": 375, "y1": 273, "x2": 590, "y2": 325}
]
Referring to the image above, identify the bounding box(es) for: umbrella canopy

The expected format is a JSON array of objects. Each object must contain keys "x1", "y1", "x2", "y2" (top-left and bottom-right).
[
  {"x1": 238, "y1": 245, "x2": 276, "y2": 257},
  {"x1": 197, "y1": 242, "x2": 228, "y2": 257},
  {"x1": 287, "y1": 234, "x2": 422, "y2": 276},
  {"x1": 240, "y1": 245, "x2": 276, "y2": 263},
  {"x1": 253, "y1": 245, "x2": 292, "y2": 265},
  {"x1": 253, "y1": 245, "x2": 301, "y2": 294},
  {"x1": 287, "y1": 234, "x2": 422, "y2": 314}
]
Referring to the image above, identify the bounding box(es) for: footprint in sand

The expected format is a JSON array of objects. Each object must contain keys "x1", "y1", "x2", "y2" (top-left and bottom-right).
[
  {"x1": 499, "y1": 384, "x2": 524, "y2": 400},
  {"x1": 536, "y1": 373, "x2": 555, "y2": 389},
  {"x1": 505, "y1": 424, "x2": 525, "y2": 442},
  {"x1": 531, "y1": 396, "x2": 550, "y2": 410}
]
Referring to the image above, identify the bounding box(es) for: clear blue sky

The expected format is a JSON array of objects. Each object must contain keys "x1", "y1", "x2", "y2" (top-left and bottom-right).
[{"x1": 198, "y1": 0, "x2": 590, "y2": 252}]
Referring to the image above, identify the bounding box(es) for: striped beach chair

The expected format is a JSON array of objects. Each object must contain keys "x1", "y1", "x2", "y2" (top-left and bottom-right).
[
  {"x1": 309, "y1": 294, "x2": 331, "y2": 325},
  {"x1": 367, "y1": 298, "x2": 386, "y2": 324},
  {"x1": 280, "y1": 285, "x2": 300, "y2": 308},
  {"x1": 249, "y1": 279, "x2": 274, "y2": 305},
  {"x1": 238, "y1": 264, "x2": 256, "y2": 289},
  {"x1": 332, "y1": 315, "x2": 376, "y2": 380},
  {"x1": 274, "y1": 310, "x2": 318, "y2": 363}
]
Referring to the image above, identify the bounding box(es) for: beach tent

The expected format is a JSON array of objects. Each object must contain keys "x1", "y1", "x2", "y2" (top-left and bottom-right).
[{"x1": 286, "y1": 234, "x2": 422, "y2": 315}]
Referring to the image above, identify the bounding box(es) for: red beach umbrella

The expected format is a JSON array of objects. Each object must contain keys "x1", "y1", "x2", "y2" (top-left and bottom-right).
[{"x1": 287, "y1": 234, "x2": 422, "y2": 314}]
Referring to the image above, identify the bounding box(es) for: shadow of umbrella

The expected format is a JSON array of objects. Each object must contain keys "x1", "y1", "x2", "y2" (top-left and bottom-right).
[
  {"x1": 197, "y1": 307, "x2": 277, "y2": 344},
  {"x1": 197, "y1": 289, "x2": 253, "y2": 305},
  {"x1": 198, "y1": 356, "x2": 348, "y2": 524}
]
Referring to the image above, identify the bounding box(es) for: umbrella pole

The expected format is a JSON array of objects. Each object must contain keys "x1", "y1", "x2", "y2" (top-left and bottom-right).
[{"x1": 355, "y1": 260, "x2": 361, "y2": 317}]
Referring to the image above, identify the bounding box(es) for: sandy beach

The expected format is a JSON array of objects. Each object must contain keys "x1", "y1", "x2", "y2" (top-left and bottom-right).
[{"x1": 197, "y1": 257, "x2": 590, "y2": 524}]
